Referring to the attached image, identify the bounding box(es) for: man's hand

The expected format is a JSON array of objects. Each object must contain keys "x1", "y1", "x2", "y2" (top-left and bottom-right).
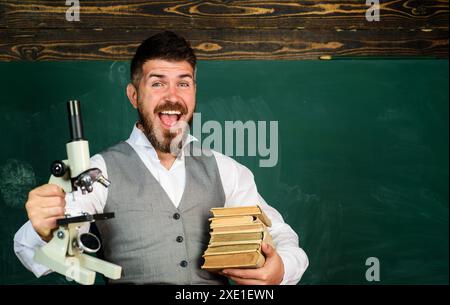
[
  {"x1": 25, "y1": 184, "x2": 66, "y2": 242},
  {"x1": 220, "y1": 242, "x2": 285, "y2": 285}
]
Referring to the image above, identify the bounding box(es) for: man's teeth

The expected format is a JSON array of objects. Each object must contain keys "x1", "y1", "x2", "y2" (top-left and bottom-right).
[{"x1": 160, "y1": 111, "x2": 181, "y2": 115}]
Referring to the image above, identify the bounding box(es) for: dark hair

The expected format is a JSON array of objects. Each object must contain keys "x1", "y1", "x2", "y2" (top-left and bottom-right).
[{"x1": 130, "y1": 31, "x2": 197, "y2": 86}]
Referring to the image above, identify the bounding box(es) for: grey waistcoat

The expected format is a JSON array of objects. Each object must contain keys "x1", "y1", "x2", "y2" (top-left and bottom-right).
[{"x1": 96, "y1": 141, "x2": 228, "y2": 284}]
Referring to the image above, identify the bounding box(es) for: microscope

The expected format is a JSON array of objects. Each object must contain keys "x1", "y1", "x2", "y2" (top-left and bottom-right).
[{"x1": 33, "y1": 100, "x2": 122, "y2": 285}]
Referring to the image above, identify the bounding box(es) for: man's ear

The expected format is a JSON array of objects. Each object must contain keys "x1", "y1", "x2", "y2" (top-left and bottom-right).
[{"x1": 126, "y1": 83, "x2": 138, "y2": 109}]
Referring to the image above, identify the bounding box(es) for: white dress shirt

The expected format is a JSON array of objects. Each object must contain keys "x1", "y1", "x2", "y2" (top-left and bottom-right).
[{"x1": 14, "y1": 125, "x2": 309, "y2": 284}]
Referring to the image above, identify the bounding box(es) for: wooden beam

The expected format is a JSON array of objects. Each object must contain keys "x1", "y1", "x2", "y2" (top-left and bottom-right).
[
  {"x1": 0, "y1": 1, "x2": 448, "y2": 61},
  {"x1": 1, "y1": 28, "x2": 447, "y2": 61},
  {"x1": 1, "y1": 0, "x2": 448, "y2": 30}
]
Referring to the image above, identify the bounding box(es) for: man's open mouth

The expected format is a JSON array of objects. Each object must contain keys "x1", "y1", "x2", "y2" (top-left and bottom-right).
[{"x1": 158, "y1": 110, "x2": 182, "y2": 128}]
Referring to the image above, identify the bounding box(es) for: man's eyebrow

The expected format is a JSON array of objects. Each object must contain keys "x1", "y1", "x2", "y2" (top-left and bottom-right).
[
  {"x1": 148, "y1": 73, "x2": 166, "y2": 79},
  {"x1": 178, "y1": 74, "x2": 193, "y2": 79},
  {"x1": 147, "y1": 73, "x2": 193, "y2": 79}
]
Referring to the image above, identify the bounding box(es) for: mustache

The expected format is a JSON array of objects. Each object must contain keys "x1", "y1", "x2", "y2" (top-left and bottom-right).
[{"x1": 154, "y1": 102, "x2": 188, "y2": 115}]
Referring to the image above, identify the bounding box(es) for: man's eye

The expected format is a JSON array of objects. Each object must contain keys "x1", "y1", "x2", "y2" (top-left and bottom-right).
[
  {"x1": 179, "y1": 82, "x2": 190, "y2": 87},
  {"x1": 152, "y1": 82, "x2": 163, "y2": 87}
]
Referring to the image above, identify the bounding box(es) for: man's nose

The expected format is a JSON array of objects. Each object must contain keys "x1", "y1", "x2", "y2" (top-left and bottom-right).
[{"x1": 165, "y1": 84, "x2": 179, "y2": 103}]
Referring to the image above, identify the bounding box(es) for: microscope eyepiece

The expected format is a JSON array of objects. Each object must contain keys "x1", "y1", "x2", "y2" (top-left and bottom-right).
[{"x1": 67, "y1": 100, "x2": 84, "y2": 141}]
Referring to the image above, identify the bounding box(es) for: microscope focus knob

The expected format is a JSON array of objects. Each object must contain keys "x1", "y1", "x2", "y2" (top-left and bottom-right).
[{"x1": 51, "y1": 160, "x2": 67, "y2": 177}]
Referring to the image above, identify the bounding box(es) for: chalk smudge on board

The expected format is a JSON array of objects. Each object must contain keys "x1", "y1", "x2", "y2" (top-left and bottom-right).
[{"x1": 0, "y1": 159, "x2": 36, "y2": 209}]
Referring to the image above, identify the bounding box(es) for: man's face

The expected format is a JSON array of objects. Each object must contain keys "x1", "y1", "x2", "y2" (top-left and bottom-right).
[{"x1": 128, "y1": 59, "x2": 196, "y2": 154}]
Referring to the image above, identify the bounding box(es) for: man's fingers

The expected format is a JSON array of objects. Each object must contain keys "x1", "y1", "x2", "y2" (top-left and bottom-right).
[
  {"x1": 42, "y1": 216, "x2": 64, "y2": 229},
  {"x1": 261, "y1": 242, "x2": 275, "y2": 258},
  {"x1": 41, "y1": 196, "x2": 66, "y2": 209},
  {"x1": 42, "y1": 206, "x2": 66, "y2": 218},
  {"x1": 222, "y1": 268, "x2": 265, "y2": 280},
  {"x1": 226, "y1": 275, "x2": 267, "y2": 285},
  {"x1": 31, "y1": 216, "x2": 64, "y2": 239},
  {"x1": 26, "y1": 184, "x2": 67, "y2": 241},
  {"x1": 31, "y1": 184, "x2": 66, "y2": 198}
]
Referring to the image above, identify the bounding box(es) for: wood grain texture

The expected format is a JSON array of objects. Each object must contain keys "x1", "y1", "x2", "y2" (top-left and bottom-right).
[
  {"x1": 0, "y1": 0, "x2": 448, "y2": 61},
  {"x1": 1, "y1": 0, "x2": 448, "y2": 29}
]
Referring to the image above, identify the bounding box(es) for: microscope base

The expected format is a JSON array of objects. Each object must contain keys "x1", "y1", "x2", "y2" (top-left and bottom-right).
[
  {"x1": 33, "y1": 224, "x2": 122, "y2": 285},
  {"x1": 34, "y1": 249, "x2": 96, "y2": 285}
]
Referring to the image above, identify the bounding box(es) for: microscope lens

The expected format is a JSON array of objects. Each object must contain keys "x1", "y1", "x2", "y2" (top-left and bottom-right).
[{"x1": 80, "y1": 233, "x2": 100, "y2": 252}]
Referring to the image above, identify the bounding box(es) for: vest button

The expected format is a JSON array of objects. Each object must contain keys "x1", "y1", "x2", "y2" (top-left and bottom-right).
[
  {"x1": 180, "y1": 260, "x2": 188, "y2": 267},
  {"x1": 176, "y1": 236, "x2": 184, "y2": 243},
  {"x1": 173, "y1": 213, "x2": 181, "y2": 220}
]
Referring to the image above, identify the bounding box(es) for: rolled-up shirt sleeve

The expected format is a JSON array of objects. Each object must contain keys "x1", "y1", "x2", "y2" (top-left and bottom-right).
[
  {"x1": 13, "y1": 220, "x2": 52, "y2": 278},
  {"x1": 258, "y1": 194, "x2": 309, "y2": 285},
  {"x1": 213, "y1": 151, "x2": 309, "y2": 285}
]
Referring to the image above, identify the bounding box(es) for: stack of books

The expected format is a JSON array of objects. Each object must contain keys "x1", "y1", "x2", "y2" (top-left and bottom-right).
[{"x1": 201, "y1": 205, "x2": 274, "y2": 272}]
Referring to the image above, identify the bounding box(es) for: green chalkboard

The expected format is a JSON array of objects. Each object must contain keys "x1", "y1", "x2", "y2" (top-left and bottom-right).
[{"x1": 0, "y1": 60, "x2": 448, "y2": 284}]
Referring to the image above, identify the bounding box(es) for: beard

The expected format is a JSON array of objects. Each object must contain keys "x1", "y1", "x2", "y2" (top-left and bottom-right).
[{"x1": 137, "y1": 100, "x2": 190, "y2": 155}]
